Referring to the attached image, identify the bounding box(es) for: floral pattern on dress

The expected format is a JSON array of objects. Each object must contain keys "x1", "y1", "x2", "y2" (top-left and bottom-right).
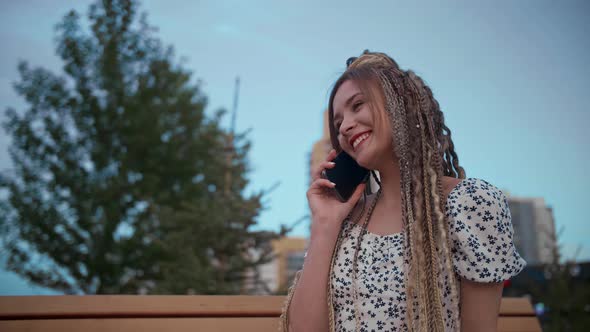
[{"x1": 327, "y1": 178, "x2": 526, "y2": 332}]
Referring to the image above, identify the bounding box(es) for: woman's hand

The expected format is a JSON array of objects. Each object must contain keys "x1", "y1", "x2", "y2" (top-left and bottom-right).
[{"x1": 307, "y1": 149, "x2": 366, "y2": 237}]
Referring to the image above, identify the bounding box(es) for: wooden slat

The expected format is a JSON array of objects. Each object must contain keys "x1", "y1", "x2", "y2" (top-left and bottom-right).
[
  {"x1": 0, "y1": 296, "x2": 533, "y2": 318},
  {"x1": 498, "y1": 317, "x2": 543, "y2": 332},
  {"x1": 0, "y1": 317, "x2": 279, "y2": 332},
  {"x1": 0, "y1": 296, "x2": 541, "y2": 332},
  {"x1": 0, "y1": 296, "x2": 285, "y2": 319},
  {"x1": 0, "y1": 317, "x2": 543, "y2": 332}
]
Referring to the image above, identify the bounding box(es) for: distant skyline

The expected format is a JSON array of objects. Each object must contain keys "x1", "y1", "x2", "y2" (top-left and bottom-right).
[{"x1": 0, "y1": 0, "x2": 588, "y2": 294}]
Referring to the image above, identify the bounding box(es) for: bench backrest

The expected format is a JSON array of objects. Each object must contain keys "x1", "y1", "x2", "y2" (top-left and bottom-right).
[{"x1": 0, "y1": 296, "x2": 541, "y2": 331}]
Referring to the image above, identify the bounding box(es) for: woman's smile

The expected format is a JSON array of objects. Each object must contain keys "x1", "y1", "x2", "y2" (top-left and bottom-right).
[{"x1": 352, "y1": 131, "x2": 371, "y2": 152}]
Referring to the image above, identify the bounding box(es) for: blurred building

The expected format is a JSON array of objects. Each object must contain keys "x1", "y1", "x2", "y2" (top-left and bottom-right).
[
  {"x1": 243, "y1": 236, "x2": 306, "y2": 294},
  {"x1": 507, "y1": 196, "x2": 557, "y2": 265}
]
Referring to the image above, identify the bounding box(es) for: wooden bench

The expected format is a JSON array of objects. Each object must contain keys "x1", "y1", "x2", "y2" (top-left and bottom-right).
[{"x1": 0, "y1": 296, "x2": 541, "y2": 331}]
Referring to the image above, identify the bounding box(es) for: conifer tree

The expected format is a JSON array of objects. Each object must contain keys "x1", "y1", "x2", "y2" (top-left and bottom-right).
[{"x1": 0, "y1": 0, "x2": 283, "y2": 294}]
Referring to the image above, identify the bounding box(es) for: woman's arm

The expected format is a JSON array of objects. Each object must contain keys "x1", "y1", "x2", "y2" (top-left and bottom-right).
[
  {"x1": 284, "y1": 149, "x2": 367, "y2": 331},
  {"x1": 460, "y1": 278, "x2": 504, "y2": 332},
  {"x1": 286, "y1": 228, "x2": 339, "y2": 332}
]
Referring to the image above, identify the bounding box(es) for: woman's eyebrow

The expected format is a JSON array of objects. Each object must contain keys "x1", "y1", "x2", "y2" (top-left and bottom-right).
[{"x1": 345, "y1": 92, "x2": 362, "y2": 108}]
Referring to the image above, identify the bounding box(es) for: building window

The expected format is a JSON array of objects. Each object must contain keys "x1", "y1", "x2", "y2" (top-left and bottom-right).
[{"x1": 286, "y1": 251, "x2": 305, "y2": 285}]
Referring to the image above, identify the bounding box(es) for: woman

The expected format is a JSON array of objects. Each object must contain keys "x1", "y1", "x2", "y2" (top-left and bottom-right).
[{"x1": 280, "y1": 50, "x2": 526, "y2": 332}]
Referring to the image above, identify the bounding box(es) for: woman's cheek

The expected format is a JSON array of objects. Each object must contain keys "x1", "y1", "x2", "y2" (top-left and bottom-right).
[{"x1": 338, "y1": 137, "x2": 347, "y2": 151}]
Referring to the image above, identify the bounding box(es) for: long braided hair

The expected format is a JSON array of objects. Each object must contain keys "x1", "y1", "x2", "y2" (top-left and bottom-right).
[{"x1": 327, "y1": 51, "x2": 466, "y2": 331}]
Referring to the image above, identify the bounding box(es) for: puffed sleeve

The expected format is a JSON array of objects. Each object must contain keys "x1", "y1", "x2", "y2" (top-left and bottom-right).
[{"x1": 445, "y1": 178, "x2": 526, "y2": 283}]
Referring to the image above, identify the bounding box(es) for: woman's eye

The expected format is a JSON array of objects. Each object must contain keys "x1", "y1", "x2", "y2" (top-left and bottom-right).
[{"x1": 353, "y1": 101, "x2": 363, "y2": 111}]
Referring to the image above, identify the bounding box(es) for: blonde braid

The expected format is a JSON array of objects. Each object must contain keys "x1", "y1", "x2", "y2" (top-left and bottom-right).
[
  {"x1": 427, "y1": 152, "x2": 460, "y2": 329},
  {"x1": 376, "y1": 68, "x2": 420, "y2": 330},
  {"x1": 410, "y1": 70, "x2": 462, "y2": 330},
  {"x1": 421, "y1": 86, "x2": 461, "y2": 330},
  {"x1": 408, "y1": 71, "x2": 446, "y2": 330},
  {"x1": 421, "y1": 134, "x2": 444, "y2": 331},
  {"x1": 411, "y1": 176, "x2": 431, "y2": 331},
  {"x1": 407, "y1": 73, "x2": 446, "y2": 330},
  {"x1": 378, "y1": 68, "x2": 423, "y2": 330}
]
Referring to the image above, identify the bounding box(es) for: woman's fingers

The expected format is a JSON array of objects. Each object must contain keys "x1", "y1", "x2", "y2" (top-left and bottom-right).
[
  {"x1": 307, "y1": 178, "x2": 336, "y2": 193},
  {"x1": 307, "y1": 178, "x2": 337, "y2": 201},
  {"x1": 326, "y1": 149, "x2": 337, "y2": 161},
  {"x1": 311, "y1": 149, "x2": 338, "y2": 181},
  {"x1": 319, "y1": 161, "x2": 336, "y2": 176},
  {"x1": 346, "y1": 183, "x2": 366, "y2": 206}
]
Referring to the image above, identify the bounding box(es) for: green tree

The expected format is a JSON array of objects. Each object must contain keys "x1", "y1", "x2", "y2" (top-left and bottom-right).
[
  {"x1": 531, "y1": 229, "x2": 590, "y2": 331},
  {"x1": 0, "y1": 0, "x2": 282, "y2": 295}
]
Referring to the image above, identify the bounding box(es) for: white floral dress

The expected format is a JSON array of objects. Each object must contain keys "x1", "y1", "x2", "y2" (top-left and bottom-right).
[{"x1": 329, "y1": 178, "x2": 526, "y2": 331}]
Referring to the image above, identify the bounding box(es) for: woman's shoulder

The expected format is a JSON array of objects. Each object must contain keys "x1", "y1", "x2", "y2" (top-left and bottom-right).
[{"x1": 444, "y1": 177, "x2": 508, "y2": 212}]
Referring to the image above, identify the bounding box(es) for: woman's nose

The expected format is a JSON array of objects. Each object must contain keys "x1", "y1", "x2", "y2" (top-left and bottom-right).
[{"x1": 340, "y1": 119, "x2": 357, "y2": 137}]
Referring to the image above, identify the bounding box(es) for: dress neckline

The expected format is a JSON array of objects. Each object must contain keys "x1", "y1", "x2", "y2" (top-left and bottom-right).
[{"x1": 347, "y1": 177, "x2": 473, "y2": 238}]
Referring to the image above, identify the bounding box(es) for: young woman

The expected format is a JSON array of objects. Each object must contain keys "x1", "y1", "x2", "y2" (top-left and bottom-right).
[{"x1": 280, "y1": 51, "x2": 526, "y2": 332}]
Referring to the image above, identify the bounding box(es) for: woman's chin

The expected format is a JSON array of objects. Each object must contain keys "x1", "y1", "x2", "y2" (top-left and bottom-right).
[
  {"x1": 356, "y1": 147, "x2": 387, "y2": 170},
  {"x1": 354, "y1": 150, "x2": 373, "y2": 169}
]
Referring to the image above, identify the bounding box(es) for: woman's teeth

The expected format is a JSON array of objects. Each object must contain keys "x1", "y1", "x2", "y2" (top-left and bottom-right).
[{"x1": 353, "y1": 132, "x2": 371, "y2": 150}]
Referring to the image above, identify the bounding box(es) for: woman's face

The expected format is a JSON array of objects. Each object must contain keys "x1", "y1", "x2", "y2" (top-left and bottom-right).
[{"x1": 332, "y1": 79, "x2": 393, "y2": 169}]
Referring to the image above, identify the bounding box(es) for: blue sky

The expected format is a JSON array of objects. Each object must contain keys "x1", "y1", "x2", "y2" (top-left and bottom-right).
[{"x1": 0, "y1": 0, "x2": 588, "y2": 295}]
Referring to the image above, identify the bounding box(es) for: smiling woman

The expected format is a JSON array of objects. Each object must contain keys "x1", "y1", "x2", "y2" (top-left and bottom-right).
[{"x1": 279, "y1": 50, "x2": 526, "y2": 332}]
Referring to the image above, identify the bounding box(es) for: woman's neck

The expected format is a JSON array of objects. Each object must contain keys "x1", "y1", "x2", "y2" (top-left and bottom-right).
[{"x1": 374, "y1": 159, "x2": 402, "y2": 210}]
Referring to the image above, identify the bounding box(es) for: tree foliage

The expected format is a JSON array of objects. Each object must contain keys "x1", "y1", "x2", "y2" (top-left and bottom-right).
[{"x1": 0, "y1": 0, "x2": 282, "y2": 294}]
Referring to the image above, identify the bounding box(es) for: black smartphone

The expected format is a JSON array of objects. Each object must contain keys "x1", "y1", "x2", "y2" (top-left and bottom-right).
[{"x1": 321, "y1": 151, "x2": 369, "y2": 202}]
